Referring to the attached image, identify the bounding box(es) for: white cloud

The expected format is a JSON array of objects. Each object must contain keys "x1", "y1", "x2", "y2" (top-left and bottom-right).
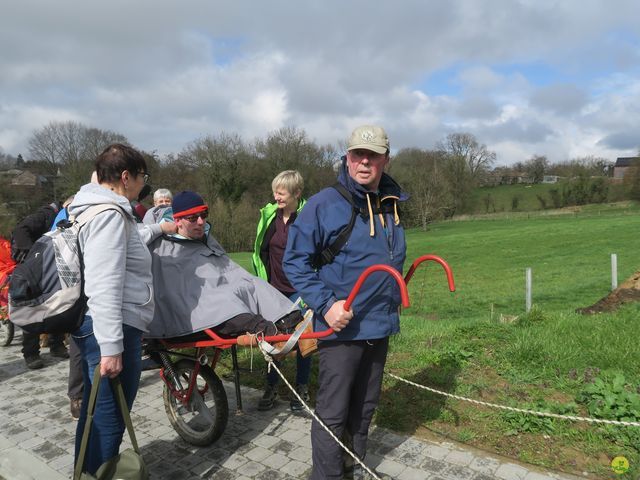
[{"x1": 0, "y1": 0, "x2": 638, "y2": 165}]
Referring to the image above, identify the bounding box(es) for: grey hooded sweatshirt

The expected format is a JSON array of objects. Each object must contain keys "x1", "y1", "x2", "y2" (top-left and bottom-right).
[{"x1": 68, "y1": 183, "x2": 163, "y2": 356}]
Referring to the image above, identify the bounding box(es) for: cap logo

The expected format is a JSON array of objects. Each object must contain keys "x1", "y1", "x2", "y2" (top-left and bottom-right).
[{"x1": 360, "y1": 130, "x2": 375, "y2": 142}]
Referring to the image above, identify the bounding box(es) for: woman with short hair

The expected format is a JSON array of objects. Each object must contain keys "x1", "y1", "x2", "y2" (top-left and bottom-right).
[
  {"x1": 68, "y1": 143, "x2": 175, "y2": 475},
  {"x1": 143, "y1": 188, "x2": 173, "y2": 224},
  {"x1": 252, "y1": 170, "x2": 312, "y2": 411}
]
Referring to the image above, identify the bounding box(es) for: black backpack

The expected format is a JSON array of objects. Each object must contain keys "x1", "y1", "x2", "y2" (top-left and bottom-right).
[{"x1": 9, "y1": 204, "x2": 126, "y2": 334}]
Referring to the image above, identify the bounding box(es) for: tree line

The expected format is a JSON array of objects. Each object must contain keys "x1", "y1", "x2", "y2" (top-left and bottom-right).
[{"x1": 0, "y1": 121, "x2": 636, "y2": 251}]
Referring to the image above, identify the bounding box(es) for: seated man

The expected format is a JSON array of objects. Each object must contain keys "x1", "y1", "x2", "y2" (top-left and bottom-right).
[{"x1": 145, "y1": 191, "x2": 301, "y2": 341}]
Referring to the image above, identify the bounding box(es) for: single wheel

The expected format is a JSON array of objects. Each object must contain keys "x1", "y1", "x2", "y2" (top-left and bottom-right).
[
  {"x1": 162, "y1": 359, "x2": 228, "y2": 446},
  {"x1": 0, "y1": 319, "x2": 14, "y2": 347}
]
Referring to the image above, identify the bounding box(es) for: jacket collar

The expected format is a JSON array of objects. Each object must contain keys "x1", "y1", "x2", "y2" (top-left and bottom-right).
[{"x1": 337, "y1": 155, "x2": 408, "y2": 202}]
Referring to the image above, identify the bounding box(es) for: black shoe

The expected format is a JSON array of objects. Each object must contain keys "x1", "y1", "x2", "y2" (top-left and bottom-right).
[
  {"x1": 141, "y1": 356, "x2": 161, "y2": 371},
  {"x1": 290, "y1": 384, "x2": 310, "y2": 411},
  {"x1": 50, "y1": 344, "x2": 69, "y2": 359},
  {"x1": 25, "y1": 355, "x2": 44, "y2": 370},
  {"x1": 257, "y1": 385, "x2": 278, "y2": 411},
  {"x1": 344, "y1": 464, "x2": 371, "y2": 480},
  {"x1": 275, "y1": 311, "x2": 303, "y2": 334}
]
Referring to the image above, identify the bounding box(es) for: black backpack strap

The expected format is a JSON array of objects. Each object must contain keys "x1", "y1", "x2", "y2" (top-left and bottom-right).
[{"x1": 311, "y1": 184, "x2": 358, "y2": 269}]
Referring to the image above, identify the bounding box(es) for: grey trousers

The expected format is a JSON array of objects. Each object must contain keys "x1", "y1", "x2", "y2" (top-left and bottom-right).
[{"x1": 310, "y1": 338, "x2": 389, "y2": 480}]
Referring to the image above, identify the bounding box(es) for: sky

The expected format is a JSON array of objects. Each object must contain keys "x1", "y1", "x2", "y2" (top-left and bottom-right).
[{"x1": 0, "y1": 0, "x2": 639, "y2": 166}]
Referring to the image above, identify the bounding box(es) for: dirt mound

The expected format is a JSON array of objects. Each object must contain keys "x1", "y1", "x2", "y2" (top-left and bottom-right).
[{"x1": 577, "y1": 270, "x2": 640, "y2": 314}]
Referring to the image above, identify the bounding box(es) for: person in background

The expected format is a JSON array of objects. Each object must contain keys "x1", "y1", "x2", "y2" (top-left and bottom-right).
[
  {"x1": 130, "y1": 199, "x2": 148, "y2": 222},
  {"x1": 49, "y1": 194, "x2": 85, "y2": 420},
  {"x1": 252, "y1": 170, "x2": 311, "y2": 411},
  {"x1": 11, "y1": 202, "x2": 69, "y2": 369},
  {"x1": 50, "y1": 195, "x2": 74, "y2": 229},
  {"x1": 284, "y1": 125, "x2": 408, "y2": 479},
  {"x1": 142, "y1": 188, "x2": 173, "y2": 225},
  {"x1": 68, "y1": 143, "x2": 176, "y2": 475}
]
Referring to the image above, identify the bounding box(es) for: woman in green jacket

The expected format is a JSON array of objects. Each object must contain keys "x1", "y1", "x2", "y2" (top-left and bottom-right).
[{"x1": 252, "y1": 170, "x2": 310, "y2": 411}]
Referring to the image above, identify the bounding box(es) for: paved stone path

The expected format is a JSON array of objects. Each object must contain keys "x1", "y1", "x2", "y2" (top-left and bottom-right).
[{"x1": 0, "y1": 331, "x2": 583, "y2": 479}]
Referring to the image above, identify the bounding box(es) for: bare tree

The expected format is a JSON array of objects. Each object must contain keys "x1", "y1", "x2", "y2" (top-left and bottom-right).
[
  {"x1": 524, "y1": 155, "x2": 549, "y2": 183},
  {"x1": 180, "y1": 132, "x2": 254, "y2": 204},
  {"x1": 0, "y1": 147, "x2": 17, "y2": 169},
  {"x1": 391, "y1": 148, "x2": 454, "y2": 229},
  {"x1": 27, "y1": 121, "x2": 128, "y2": 197},
  {"x1": 28, "y1": 121, "x2": 127, "y2": 167},
  {"x1": 253, "y1": 126, "x2": 336, "y2": 195},
  {"x1": 435, "y1": 133, "x2": 496, "y2": 214},
  {"x1": 28, "y1": 122, "x2": 59, "y2": 172},
  {"x1": 437, "y1": 132, "x2": 496, "y2": 178},
  {"x1": 547, "y1": 155, "x2": 613, "y2": 178}
]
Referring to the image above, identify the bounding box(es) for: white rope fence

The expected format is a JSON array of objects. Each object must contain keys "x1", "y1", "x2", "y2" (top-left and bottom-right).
[
  {"x1": 251, "y1": 323, "x2": 638, "y2": 480},
  {"x1": 386, "y1": 372, "x2": 640, "y2": 428},
  {"x1": 259, "y1": 347, "x2": 383, "y2": 480}
]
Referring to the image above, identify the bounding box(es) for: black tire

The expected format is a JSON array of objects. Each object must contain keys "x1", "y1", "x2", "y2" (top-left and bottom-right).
[
  {"x1": 0, "y1": 319, "x2": 14, "y2": 347},
  {"x1": 162, "y1": 359, "x2": 228, "y2": 446}
]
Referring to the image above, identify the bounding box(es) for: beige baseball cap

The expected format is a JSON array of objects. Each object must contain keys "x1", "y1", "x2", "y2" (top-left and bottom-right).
[{"x1": 347, "y1": 125, "x2": 389, "y2": 154}]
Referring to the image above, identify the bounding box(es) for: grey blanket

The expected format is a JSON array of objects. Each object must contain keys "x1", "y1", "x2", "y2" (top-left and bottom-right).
[{"x1": 145, "y1": 233, "x2": 294, "y2": 339}]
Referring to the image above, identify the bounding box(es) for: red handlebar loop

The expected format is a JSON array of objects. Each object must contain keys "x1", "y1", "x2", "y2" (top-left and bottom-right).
[
  {"x1": 344, "y1": 264, "x2": 410, "y2": 311},
  {"x1": 288, "y1": 264, "x2": 410, "y2": 340},
  {"x1": 404, "y1": 255, "x2": 456, "y2": 292}
]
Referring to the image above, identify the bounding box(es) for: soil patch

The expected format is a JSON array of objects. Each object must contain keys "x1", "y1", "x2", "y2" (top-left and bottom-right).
[{"x1": 577, "y1": 270, "x2": 640, "y2": 314}]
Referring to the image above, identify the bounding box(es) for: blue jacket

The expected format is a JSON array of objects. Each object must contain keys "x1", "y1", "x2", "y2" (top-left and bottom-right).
[{"x1": 283, "y1": 158, "x2": 408, "y2": 341}]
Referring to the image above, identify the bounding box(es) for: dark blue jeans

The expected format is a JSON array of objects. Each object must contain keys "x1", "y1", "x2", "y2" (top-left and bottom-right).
[
  {"x1": 72, "y1": 315, "x2": 143, "y2": 475},
  {"x1": 267, "y1": 292, "x2": 312, "y2": 387}
]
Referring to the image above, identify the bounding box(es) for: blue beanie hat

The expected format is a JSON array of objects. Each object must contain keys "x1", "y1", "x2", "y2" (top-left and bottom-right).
[{"x1": 172, "y1": 191, "x2": 208, "y2": 218}]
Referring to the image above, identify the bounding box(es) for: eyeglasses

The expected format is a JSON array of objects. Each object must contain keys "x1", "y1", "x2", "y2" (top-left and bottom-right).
[
  {"x1": 141, "y1": 172, "x2": 150, "y2": 184},
  {"x1": 181, "y1": 211, "x2": 208, "y2": 223}
]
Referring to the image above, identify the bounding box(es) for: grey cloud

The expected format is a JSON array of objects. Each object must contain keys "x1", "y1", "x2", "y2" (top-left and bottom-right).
[
  {"x1": 530, "y1": 84, "x2": 588, "y2": 114},
  {"x1": 456, "y1": 96, "x2": 500, "y2": 119},
  {"x1": 479, "y1": 119, "x2": 554, "y2": 144},
  {"x1": 597, "y1": 132, "x2": 640, "y2": 150}
]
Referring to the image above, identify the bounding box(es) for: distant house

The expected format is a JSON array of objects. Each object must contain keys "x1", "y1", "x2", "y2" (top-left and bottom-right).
[
  {"x1": 0, "y1": 168, "x2": 24, "y2": 179},
  {"x1": 542, "y1": 175, "x2": 560, "y2": 184},
  {"x1": 0, "y1": 169, "x2": 48, "y2": 187},
  {"x1": 499, "y1": 173, "x2": 533, "y2": 185},
  {"x1": 11, "y1": 171, "x2": 41, "y2": 187},
  {"x1": 613, "y1": 157, "x2": 640, "y2": 180}
]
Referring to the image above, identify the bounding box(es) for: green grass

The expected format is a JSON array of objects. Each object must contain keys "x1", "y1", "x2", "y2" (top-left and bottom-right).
[
  {"x1": 404, "y1": 202, "x2": 640, "y2": 321},
  {"x1": 468, "y1": 182, "x2": 628, "y2": 215},
  {"x1": 471, "y1": 183, "x2": 562, "y2": 213},
  {"x1": 227, "y1": 203, "x2": 640, "y2": 478}
]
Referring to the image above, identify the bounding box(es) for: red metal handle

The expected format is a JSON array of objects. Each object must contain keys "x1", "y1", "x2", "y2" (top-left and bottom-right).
[
  {"x1": 344, "y1": 264, "x2": 410, "y2": 311},
  {"x1": 404, "y1": 255, "x2": 455, "y2": 292}
]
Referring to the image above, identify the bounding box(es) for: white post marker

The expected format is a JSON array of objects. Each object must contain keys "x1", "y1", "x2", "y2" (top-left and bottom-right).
[
  {"x1": 611, "y1": 254, "x2": 618, "y2": 291},
  {"x1": 525, "y1": 267, "x2": 532, "y2": 313}
]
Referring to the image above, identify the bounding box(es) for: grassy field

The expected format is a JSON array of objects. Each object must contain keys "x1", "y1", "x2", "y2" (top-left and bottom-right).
[
  {"x1": 468, "y1": 181, "x2": 627, "y2": 215},
  {"x1": 227, "y1": 202, "x2": 640, "y2": 478}
]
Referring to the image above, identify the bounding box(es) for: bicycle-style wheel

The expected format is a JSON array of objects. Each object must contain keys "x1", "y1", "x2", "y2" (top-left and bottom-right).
[
  {"x1": 162, "y1": 359, "x2": 228, "y2": 446},
  {"x1": 0, "y1": 319, "x2": 14, "y2": 347}
]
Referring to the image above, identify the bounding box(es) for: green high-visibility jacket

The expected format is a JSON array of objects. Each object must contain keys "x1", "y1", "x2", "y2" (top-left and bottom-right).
[{"x1": 252, "y1": 198, "x2": 306, "y2": 281}]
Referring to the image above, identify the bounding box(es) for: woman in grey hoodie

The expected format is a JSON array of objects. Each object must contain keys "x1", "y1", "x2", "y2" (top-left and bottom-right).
[{"x1": 68, "y1": 143, "x2": 176, "y2": 475}]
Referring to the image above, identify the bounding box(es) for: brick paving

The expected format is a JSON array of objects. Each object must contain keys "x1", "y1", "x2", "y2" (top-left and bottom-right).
[{"x1": 0, "y1": 331, "x2": 583, "y2": 479}]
